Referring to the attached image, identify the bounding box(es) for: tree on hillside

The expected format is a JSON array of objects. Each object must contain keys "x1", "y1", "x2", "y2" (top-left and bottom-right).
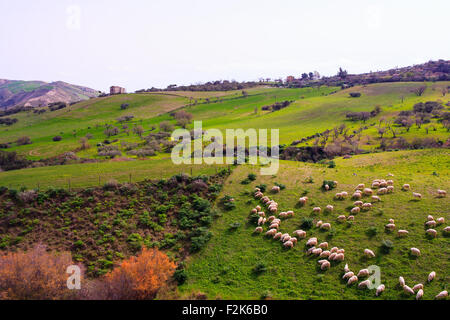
[
  {"x1": 338, "y1": 67, "x2": 348, "y2": 79},
  {"x1": 159, "y1": 121, "x2": 174, "y2": 132},
  {"x1": 412, "y1": 86, "x2": 426, "y2": 96},
  {"x1": 133, "y1": 125, "x2": 144, "y2": 138}
]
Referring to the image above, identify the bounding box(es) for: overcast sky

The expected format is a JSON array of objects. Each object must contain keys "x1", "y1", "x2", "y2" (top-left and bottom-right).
[{"x1": 1, "y1": 0, "x2": 449, "y2": 92}]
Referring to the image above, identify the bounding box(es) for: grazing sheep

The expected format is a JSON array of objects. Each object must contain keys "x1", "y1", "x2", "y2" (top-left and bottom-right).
[
  {"x1": 343, "y1": 271, "x2": 355, "y2": 280},
  {"x1": 377, "y1": 188, "x2": 388, "y2": 195},
  {"x1": 387, "y1": 186, "x2": 394, "y2": 193},
  {"x1": 318, "y1": 259, "x2": 327, "y2": 265},
  {"x1": 371, "y1": 195, "x2": 381, "y2": 202},
  {"x1": 387, "y1": 180, "x2": 394, "y2": 186},
  {"x1": 403, "y1": 285, "x2": 415, "y2": 295},
  {"x1": 337, "y1": 215, "x2": 346, "y2": 222},
  {"x1": 428, "y1": 271, "x2": 436, "y2": 282},
  {"x1": 364, "y1": 249, "x2": 376, "y2": 258},
  {"x1": 291, "y1": 237, "x2": 298, "y2": 245},
  {"x1": 293, "y1": 230, "x2": 306, "y2": 239},
  {"x1": 256, "y1": 205, "x2": 262, "y2": 211},
  {"x1": 352, "y1": 192, "x2": 362, "y2": 200},
  {"x1": 254, "y1": 192, "x2": 264, "y2": 199},
  {"x1": 436, "y1": 217, "x2": 445, "y2": 225},
  {"x1": 298, "y1": 197, "x2": 308, "y2": 205},
  {"x1": 335, "y1": 253, "x2": 345, "y2": 261},
  {"x1": 320, "y1": 250, "x2": 331, "y2": 258},
  {"x1": 351, "y1": 207, "x2": 361, "y2": 215},
  {"x1": 272, "y1": 186, "x2": 281, "y2": 193},
  {"x1": 410, "y1": 248, "x2": 421, "y2": 257},
  {"x1": 330, "y1": 247, "x2": 338, "y2": 253},
  {"x1": 280, "y1": 233, "x2": 291, "y2": 242},
  {"x1": 320, "y1": 223, "x2": 331, "y2": 231},
  {"x1": 251, "y1": 208, "x2": 258, "y2": 214},
  {"x1": 444, "y1": 226, "x2": 450, "y2": 234},
  {"x1": 363, "y1": 188, "x2": 373, "y2": 196},
  {"x1": 265, "y1": 229, "x2": 277, "y2": 237},
  {"x1": 358, "y1": 280, "x2": 371, "y2": 289},
  {"x1": 307, "y1": 247, "x2": 316, "y2": 255},
  {"x1": 399, "y1": 276, "x2": 405, "y2": 287},
  {"x1": 273, "y1": 232, "x2": 282, "y2": 240},
  {"x1": 313, "y1": 207, "x2": 322, "y2": 214},
  {"x1": 283, "y1": 240, "x2": 294, "y2": 248},
  {"x1": 379, "y1": 180, "x2": 388, "y2": 188},
  {"x1": 320, "y1": 260, "x2": 331, "y2": 270},
  {"x1": 254, "y1": 227, "x2": 263, "y2": 233},
  {"x1": 337, "y1": 249, "x2": 345, "y2": 254},
  {"x1": 372, "y1": 182, "x2": 380, "y2": 188},
  {"x1": 325, "y1": 205, "x2": 334, "y2": 213},
  {"x1": 316, "y1": 220, "x2": 323, "y2": 228},
  {"x1": 426, "y1": 229, "x2": 437, "y2": 238},
  {"x1": 347, "y1": 276, "x2": 358, "y2": 286},
  {"x1": 324, "y1": 184, "x2": 330, "y2": 191},
  {"x1": 354, "y1": 201, "x2": 364, "y2": 207},
  {"x1": 341, "y1": 191, "x2": 348, "y2": 198},
  {"x1": 397, "y1": 230, "x2": 409, "y2": 237},
  {"x1": 412, "y1": 192, "x2": 422, "y2": 199},
  {"x1": 312, "y1": 248, "x2": 323, "y2": 256},
  {"x1": 357, "y1": 269, "x2": 370, "y2": 277},
  {"x1": 385, "y1": 223, "x2": 396, "y2": 231},
  {"x1": 328, "y1": 253, "x2": 337, "y2": 261},
  {"x1": 356, "y1": 183, "x2": 365, "y2": 190},
  {"x1": 362, "y1": 203, "x2": 372, "y2": 210},
  {"x1": 319, "y1": 242, "x2": 329, "y2": 249},
  {"x1": 344, "y1": 263, "x2": 350, "y2": 273},
  {"x1": 425, "y1": 220, "x2": 436, "y2": 228},
  {"x1": 427, "y1": 215, "x2": 434, "y2": 221},
  {"x1": 269, "y1": 223, "x2": 279, "y2": 230},
  {"x1": 306, "y1": 238, "x2": 318, "y2": 247},
  {"x1": 257, "y1": 217, "x2": 265, "y2": 225},
  {"x1": 258, "y1": 211, "x2": 266, "y2": 217},
  {"x1": 413, "y1": 284, "x2": 423, "y2": 292},
  {"x1": 268, "y1": 216, "x2": 275, "y2": 223},
  {"x1": 389, "y1": 219, "x2": 395, "y2": 224},
  {"x1": 376, "y1": 284, "x2": 385, "y2": 296},
  {"x1": 335, "y1": 192, "x2": 344, "y2": 200},
  {"x1": 402, "y1": 184, "x2": 410, "y2": 191},
  {"x1": 347, "y1": 215, "x2": 355, "y2": 221},
  {"x1": 287, "y1": 210, "x2": 294, "y2": 217},
  {"x1": 416, "y1": 289, "x2": 424, "y2": 300},
  {"x1": 435, "y1": 291, "x2": 448, "y2": 300},
  {"x1": 437, "y1": 189, "x2": 447, "y2": 198}
]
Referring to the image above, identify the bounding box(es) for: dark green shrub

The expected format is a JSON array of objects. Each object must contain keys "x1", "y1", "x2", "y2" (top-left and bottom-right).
[
  {"x1": 300, "y1": 217, "x2": 313, "y2": 230},
  {"x1": 381, "y1": 239, "x2": 394, "y2": 253}
]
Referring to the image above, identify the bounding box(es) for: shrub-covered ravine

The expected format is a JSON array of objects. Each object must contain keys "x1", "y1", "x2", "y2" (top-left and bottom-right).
[{"x1": 0, "y1": 170, "x2": 230, "y2": 277}]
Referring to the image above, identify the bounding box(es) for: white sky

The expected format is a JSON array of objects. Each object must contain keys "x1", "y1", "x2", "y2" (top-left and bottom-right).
[{"x1": 0, "y1": 0, "x2": 449, "y2": 92}]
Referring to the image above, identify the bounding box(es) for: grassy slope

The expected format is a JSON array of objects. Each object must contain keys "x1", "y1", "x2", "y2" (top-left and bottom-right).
[{"x1": 180, "y1": 149, "x2": 449, "y2": 300}]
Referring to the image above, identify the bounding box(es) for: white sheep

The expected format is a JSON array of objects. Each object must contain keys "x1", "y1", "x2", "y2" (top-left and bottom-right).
[
  {"x1": 306, "y1": 237, "x2": 318, "y2": 247},
  {"x1": 347, "y1": 215, "x2": 355, "y2": 221},
  {"x1": 377, "y1": 188, "x2": 388, "y2": 195},
  {"x1": 385, "y1": 223, "x2": 396, "y2": 231},
  {"x1": 371, "y1": 195, "x2": 381, "y2": 202},
  {"x1": 271, "y1": 186, "x2": 281, "y2": 193},
  {"x1": 362, "y1": 203, "x2": 372, "y2": 210},
  {"x1": 328, "y1": 252, "x2": 337, "y2": 261},
  {"x1": 291, "y1": 237, "x2": 298, "y2": 245},
  {"x1": 389, "y1": 219, "x2": 395, "y2": 224},
  {"x1": 316, "y1": 220, "x2": 323, "y2": 228},
  {"x1": 254, "y1": 227, "x2": 263, "y2": 233},
  {"x1": 427, "y1": 215, "x2": 434, "y2": 221},
  {"x1": 320, "y1": 260, "x2": 331, "y2": 270},
  {"x1": 283, "y1": 241, "x2": 294, "y2": 248},
  {"x1": 410, "y1": 248, "x2": 421, "y2": 257},
  {"x1": 335, "y1": 192, "x2": 344, "y2": 200},
  {"x1": 306, "y1": 247, "x2": 316, "y2": 255},
  {"x1": 343, "y1": 271, "x2": 354, "y2": 280},
  {"x1": 330, "y1": 247, "x2": 338, "y2": 253},
  {"x1": 320, "y1": 223, "x2": 331, "y2": 231},
  {"x1": 347, "y1": 275, "x2": 358, "y2": 286},
  {"x1": 256, "y1": 205, "x2": 262, "y2": 211},
  {"x1": 298, "y1": 197, "x2": 308, "y2": 205},
  {"x1": 357, "y1": 269, "x2": 370, "y2": 277},
  {"x1": 335, "y1": 253, "x2": 345, "y2": 261},
  {"x1": 436, "y1": 217, "x2": 445, "y2": 225},
  {"x1": 425, "y1": 220, "x2": 436, "y2": 228},
  {"x1": 341, "y1": 191, "x2": 348, "y2": 198},
  {"x1": 364, "y1": 249, "x2": 375, "y2": 258},
  {"x1": 363, "y1": 188, "x2": 373, "y2": 196},
  {"x1": 287, "y1": 210, "x2": 294, "y2": 217},
  {"x1": 399, "y1": 276, "x2": 405, "y2": 287},
  {"x1": 320, "y1": 250, "x2": 331, "y2": 258},
  {"x1": 269, "y1": 223, "x2": 279, "y2": 230},
  {"x1": 426, "y1": 229, "x2": 437, "y2": 238},
  {"x1": 325, "y1": 205, "x2": 334, "y2": 213},
  {"x1": 412, "y1": 192, "x2": 422, "y2": 199},
  {"x1": 337, "y1": 215, "x2": 346, "y2": 222},
  {"x1": 313, "y1": 207, "x2": 322, "y2": 214},
  {"x1": 435, "y1": 291, "x2": 448, "y2": 300},
  {"x1": 428, "y1": 271, "x2": 436, "y2": 282},
  {"x1": 258, "y1": 211, "x2": 266, "y2": 217},
  {"x1": 413, "y1": 284, "x2": 423, "y2": 292},
  {"x1": 356, "y1": 183, "x2": 365, "y2": 190},
  {"x1": 403, "y1": 285, "x2": 414, "y2": 295},
  {"x1": 387, "y1": 186, "x2": 394, "y2": 193},
  {"x1": 437, "y1": 189, "x2": 447, "y2": 198},
  {"x1": 376, "y1": 284, "x2": 385, "y2": 296},
  {"x1": 273, "y1": 232, "x2": 282, "y2": 240},
  {"x1": 318, "y1": 242, "x2": 328, "y2": 249},
  {"x1": 312, "y1": 248, "x2": 323, "y2": 256},
  {"x1": 265, "y1": 229, "x2": 277, "y2": 237},
  {"x1": 251, "y1": 208, "x2": 258, "y2": 214},
  {"x1": 358, "y1": 280, "x2": 371, "y2": 289},
  {"x1": 372, "y1": 182, "x2": 380, "y2": 188},
  {"x1": 344, "y1": 263, "x2": 350, "y2": 273},
  {"x1": 293, "y1": 230, "x2": 306, "y2": 239},
  {"x1": 351, "y1": 207, "x2": 361, "y2": 215},
  {"x1": 397, "y1": 230, "x2": 409, "y2": 237},
  {"x1": 379, "y1": 180, "x2": 388, "y2": 188},
  {"x1": 416, "y1": 289, "x2": 424, "y2": 300},
  {"x1": 387, "y1": 179, "x2": 394, "y2": 186},
  {"x1": 353, "y1": 200, "x2": 363, "y2": 207},
  {"x1": 337, "y1": 248, "x2": 345, "y2": 254},
  {"x1": 402, "y1": 184, "x2": 410, "y2": 191},
  {"x1": 352, "y1": 192, "x2": 362, "y2": 200},
  {"x1": 444, "y1": 226, "x2": 450, "y2": 234}
]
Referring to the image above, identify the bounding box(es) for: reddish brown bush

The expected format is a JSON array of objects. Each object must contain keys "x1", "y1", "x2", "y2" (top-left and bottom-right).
[
  {"x1": 0, "y1": 245, "x2": 78, "y2": 300},
  {"x1": 94, "y1": 248, "x2": 176, "y2": 300}
]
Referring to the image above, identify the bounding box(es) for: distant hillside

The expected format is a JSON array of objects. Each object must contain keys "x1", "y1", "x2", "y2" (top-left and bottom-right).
[{"x1": 0, "y1": 79, "x2": 100, "y2": 109}]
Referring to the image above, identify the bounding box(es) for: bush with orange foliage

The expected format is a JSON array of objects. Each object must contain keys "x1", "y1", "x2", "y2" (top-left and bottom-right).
[
  {"x1": 93, "y1": 248, "x2": 176, "y2": 300},
  {"x1": 0, "y1": 245, "x2": 79, "y2": 300}
]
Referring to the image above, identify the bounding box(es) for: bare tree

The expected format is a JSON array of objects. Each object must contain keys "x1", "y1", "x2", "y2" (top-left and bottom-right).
[{"x1": 412, "y1": 86, "x2": 426, "y2": 97}]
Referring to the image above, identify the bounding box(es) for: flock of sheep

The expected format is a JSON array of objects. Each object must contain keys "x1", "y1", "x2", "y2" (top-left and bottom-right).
[{"x1": 250, "y1": 176, "x2": 448, "y2": 299}]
